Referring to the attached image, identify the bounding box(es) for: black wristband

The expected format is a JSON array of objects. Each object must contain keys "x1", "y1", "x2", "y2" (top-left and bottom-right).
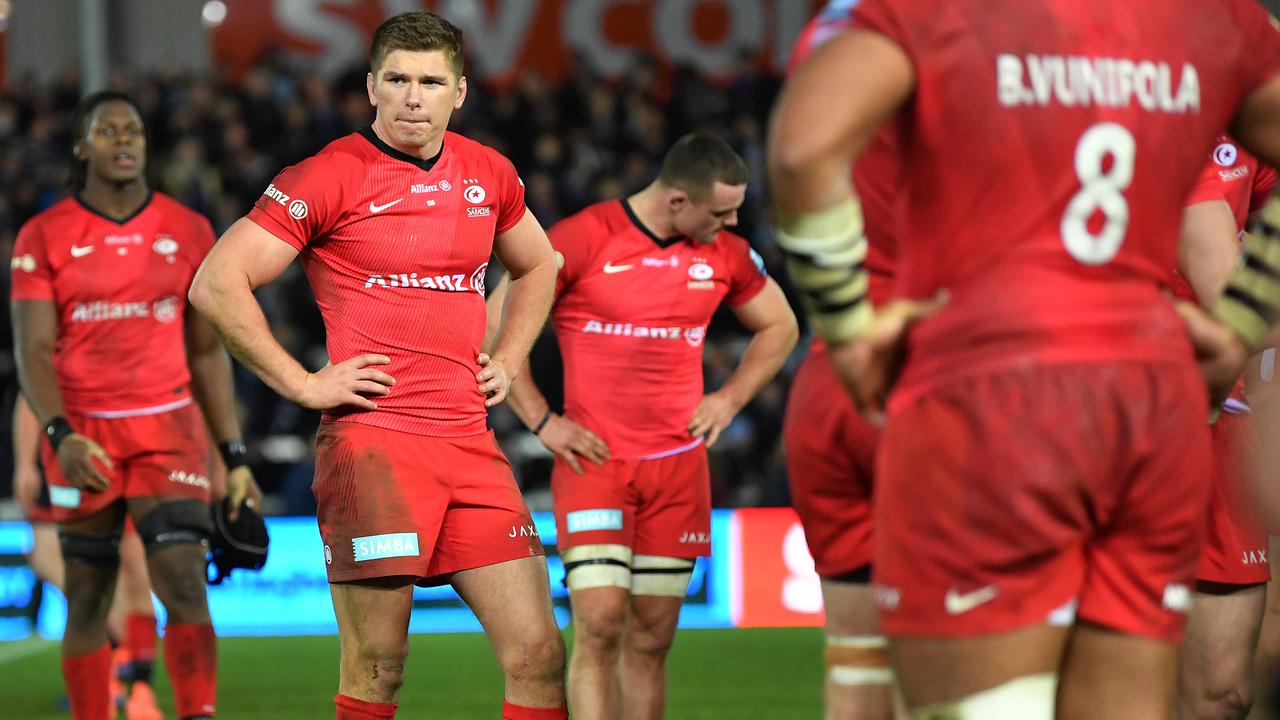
[
  {"x1": 531, "y1": 409, "x2": 553, "y2": 436},
  {"x1": 219, "y1": 439, "x2": 248, "y2": 470},
  {"x1": 44, "y1": 416, "x2": 74, "y2": 451}
]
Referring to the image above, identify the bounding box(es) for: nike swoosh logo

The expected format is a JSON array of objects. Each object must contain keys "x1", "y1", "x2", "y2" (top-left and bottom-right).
[
  {"x1": 602, "y1": 262, "x2": 634, "y2": 274},
  {"x1": 70, "y1": 244, "x2": 95, "y2": 258},
  {"x1": 945, "y1": 586, "x2": 998, "y2": 615},
  {"x1": 369, "y1": 198, "x2": 404, "y2": 213}
]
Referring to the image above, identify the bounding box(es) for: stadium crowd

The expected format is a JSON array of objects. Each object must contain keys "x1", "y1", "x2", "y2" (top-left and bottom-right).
[{"x1": 0, "y1": 53, "x2": 800, "y2": 517}]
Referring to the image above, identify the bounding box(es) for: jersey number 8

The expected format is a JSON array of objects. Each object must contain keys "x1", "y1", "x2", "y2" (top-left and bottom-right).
[{"x1": 1061, "y1": 122, "x2": 1136, "y2": 266}]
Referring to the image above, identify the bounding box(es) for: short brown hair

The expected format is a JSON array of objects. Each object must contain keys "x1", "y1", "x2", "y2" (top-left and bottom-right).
[
  {"x1": 370, "y1": 12, "x2": 464, "y2": 78},
  {"x1": 658, "y1": 132, "x2": 748, "y2": 200}
]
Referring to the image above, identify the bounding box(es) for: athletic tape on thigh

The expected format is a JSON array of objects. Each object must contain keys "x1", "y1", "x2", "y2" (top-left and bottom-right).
[
  {"x1": 630, "y1": 554, "x2": 695, "y2": 597},
  {"x1": 58, "y1": 528, "x2": 124, "y2": 566},
  {"x1": 911, "y1": 673, "x2": 1057, "y2": 720},
  {"x1": 562, "y1": 544, "x2": 632, "y2": 590},
  {"x1": 825, "y1": 635, "x2": 893, "y2": 686},
  {"x1": 136, "y1": 500, "x2": 212, "y2": 554}
]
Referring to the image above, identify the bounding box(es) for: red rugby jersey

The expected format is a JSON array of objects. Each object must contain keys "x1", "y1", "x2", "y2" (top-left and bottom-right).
[
  {"x1": 11, "y1": 193, "x2": 214, "y2": 415},
  {"x1": 247, "y1": 129, "x2": 525, "y2": 437},
  {"x1": 1174, "y1": 138, "x2": 1277, "y2": 412},
  {"x1": 1184, "y1": 138, "x2": 1278, "y2": 233},
  {"x1": 849, "y1": 0, "x2": 1280, "y2": 410},
  {"x1": 550, "y1": 200, "x2": 767, "y2": 459}
]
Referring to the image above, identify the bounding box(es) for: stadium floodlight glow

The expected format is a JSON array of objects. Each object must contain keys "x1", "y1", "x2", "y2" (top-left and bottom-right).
[{"x1": 202, "y1": 0, "x2": 227, "y2": 27}]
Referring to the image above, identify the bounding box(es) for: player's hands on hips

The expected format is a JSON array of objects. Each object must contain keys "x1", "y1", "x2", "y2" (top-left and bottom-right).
[
  {"x1": 688, "y1": 391, "x2": 743, "y2": 448},
  {"x1": 13, "y1": 463, "x2": 43, "y2": 513},
  {"x1": 296, "y1": 354, "x2": 395, "y2": 411},
  {"x1": 475, "y1": 353, "x2": 513, "y2": 407},
  {"x1": 226, "y1": 465, "x2": 264, "y2": 522},
  {"x1": 830, "y1": 292, "x2": 947, "y2": 423},
  {"x1": 538, "y1": 413, "x2": 610, "y2": 474},
  {"x1": 1176, "y1": 300, "x2": 1250, "y2": 408},
  {"x1": 56, "y1": 434, "x2": 113, "y2": 492}
]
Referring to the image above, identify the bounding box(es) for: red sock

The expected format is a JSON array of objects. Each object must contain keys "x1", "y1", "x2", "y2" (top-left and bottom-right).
[
  {"x1": 334, "y1": 694, "x2": 397, "y2": 719},
  {"x1": 62, "y1": 643, "x2": 112, "y2": 720},
  {"x1": 124, "y1": 612, "x2": 157, "y2": 662},
  {"x1": 501, "y1": 701, "x2": 568, "y2": 720},
  {"x1": 164, "y1": 622, "x2": 217, "y2": 718}
]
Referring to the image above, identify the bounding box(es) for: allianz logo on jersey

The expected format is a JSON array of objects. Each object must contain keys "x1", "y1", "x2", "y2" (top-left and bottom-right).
[
  {"x1": 352, "y1": 532, "x2": 420, "y2": 562},
  {"x1": 70, "y1": 296, "x2": 179, "y2": 324},
  {"x1": 365, "y1": 262, "x2": 487, "y2": 295},
  {"x1": 581, "y1": 320, "x2": 706, "y2": 347},
  {"x1": 411, "y1": 179, "x2": 451, "y2": 193},
  {"x1": 261, "y1": 183, "x2": 309, "y2": 220}
]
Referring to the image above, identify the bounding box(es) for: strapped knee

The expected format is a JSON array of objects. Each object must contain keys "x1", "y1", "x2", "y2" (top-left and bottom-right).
[
  {"x1": 562, "y1": 544, "x2": 632, "y2": 591},
  {"x1": 630, "y1": 554, "x2": 694, "y2": 597},
  {"x1": 58, "y1": 528, "x2": 123, "y2": 567},
  {"x1": 912, "y1": 673, "x2": 1058, "y2": 720},
  {"x1": 136, "y1": 500, "x2": 212, "y2": 555},
  {"x1": 825, "y1": 635, "x2": 893, "y2": 686}
]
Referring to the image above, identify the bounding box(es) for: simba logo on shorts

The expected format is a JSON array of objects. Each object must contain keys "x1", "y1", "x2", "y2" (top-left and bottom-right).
[
  {"x1": 352, "y1": 532, "x2": 420, "y2": 562},
  {"x1": 49, "y1": 486, "x2": 81, "y2": 509},
  {"x1": 566, "y1": 509, "x2": 623, "y2": 533}
]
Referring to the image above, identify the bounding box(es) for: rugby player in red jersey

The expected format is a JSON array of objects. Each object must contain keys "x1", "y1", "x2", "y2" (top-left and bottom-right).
[
  {"x1": 491, "y1": 132, "x2": 797, "y2": 718},
  {"x1": 12, "y1": 90, "x2": 261, "y2": 720},
  {"x1": 188, "y1": 13, "x2": 566, "y2": 720},
  {"x1": 1174, "y1": 139, "x2": 1276, "y2": 720},
  {"x1": 12, "y1": 394, "x2": 163, "y2": 719},
  {"x1": 768, "y1": 0, "x2": 1280, "y2": 716},
  {"x1": 783, "y1": 4, "x2": 902, "y2": 717}
]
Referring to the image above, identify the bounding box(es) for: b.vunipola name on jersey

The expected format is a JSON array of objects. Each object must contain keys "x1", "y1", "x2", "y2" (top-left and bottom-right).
[{"x1": 997, "y1": 54, "x2": 1200, "y2": 113}]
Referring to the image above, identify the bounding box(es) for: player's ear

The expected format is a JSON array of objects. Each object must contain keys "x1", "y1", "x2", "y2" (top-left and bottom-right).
[
  {"x1": 366, "y1": 72, "x2": 377, "y2": 107},
  {"x1": 669, "y1": 189, "x2": 690, "y2": 213},
  {"x1": 455, "y1": 75, "x2": 468, "y2": 110}
]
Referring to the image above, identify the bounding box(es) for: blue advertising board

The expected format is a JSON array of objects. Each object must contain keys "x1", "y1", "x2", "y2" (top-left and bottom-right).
[{"x1": 0, "y1": 511, "x2": 735, "y2": 639}]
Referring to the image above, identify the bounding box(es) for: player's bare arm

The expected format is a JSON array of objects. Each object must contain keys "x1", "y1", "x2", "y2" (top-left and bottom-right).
[
  {"x1": 1205, "y1": 74, "x2": 1280, "y2": 389},
  {"x1": 184, "y1": 303, "x2": 263, "y2": 519},
  {"x1": 12, "y1": 299, "x2": 112, "y2": 491},
  {"x1": 483, "y1": 208, "x2": 557, "y2": 407},
  {"x1": 11, "y1": 394, "x2": 42, "y2": 512},
  {"x1": 488, "y1": 272, "x2": 610, "y2": 474},
  {"x1": 189, "y1": 218, "x2": 396, "y2": 412},
  {"x1": 767, "y1": 30, "x2": 940, "y2": 413},
  {"x1": 688, "y1": 278, "x2": 797, "y2": 447},
  {"x1": 1179, "y1": 199, "x2": 1242, "y2": 305}
]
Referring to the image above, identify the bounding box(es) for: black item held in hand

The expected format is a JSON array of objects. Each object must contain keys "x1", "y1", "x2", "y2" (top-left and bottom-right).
[{"x1": 207, "y1": 497, "x2": 269, "y2": 585}]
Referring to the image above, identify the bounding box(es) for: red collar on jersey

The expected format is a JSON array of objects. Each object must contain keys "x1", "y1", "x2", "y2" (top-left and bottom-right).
[
  {"x1": 74, "y1": 191, "x2": 154, "y2": 226},
  {"x1": 358, "y1": 127, "x2": 444, "y2": 172},
  {"x1": 621, "y1": 199, "x2": 684, "y2": 249}
]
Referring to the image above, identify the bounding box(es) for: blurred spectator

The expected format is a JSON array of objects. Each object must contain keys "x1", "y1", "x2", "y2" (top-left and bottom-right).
[{"x1": 0, "y1": 58, "x2": 805, "y2": 516}]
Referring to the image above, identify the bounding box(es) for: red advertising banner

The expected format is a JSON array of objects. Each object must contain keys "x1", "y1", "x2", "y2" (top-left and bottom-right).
[
  {"x1": 733, "y1": 507, "x2": 824, "y2": 628},
  {"x1": 210, "y1": 0, "x2": 821, "y2": 83}
]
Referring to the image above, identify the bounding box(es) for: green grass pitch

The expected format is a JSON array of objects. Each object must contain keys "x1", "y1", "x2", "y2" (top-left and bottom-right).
[{"x1": 2, "y1": 627, "x2": 824, "y2": 718}]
